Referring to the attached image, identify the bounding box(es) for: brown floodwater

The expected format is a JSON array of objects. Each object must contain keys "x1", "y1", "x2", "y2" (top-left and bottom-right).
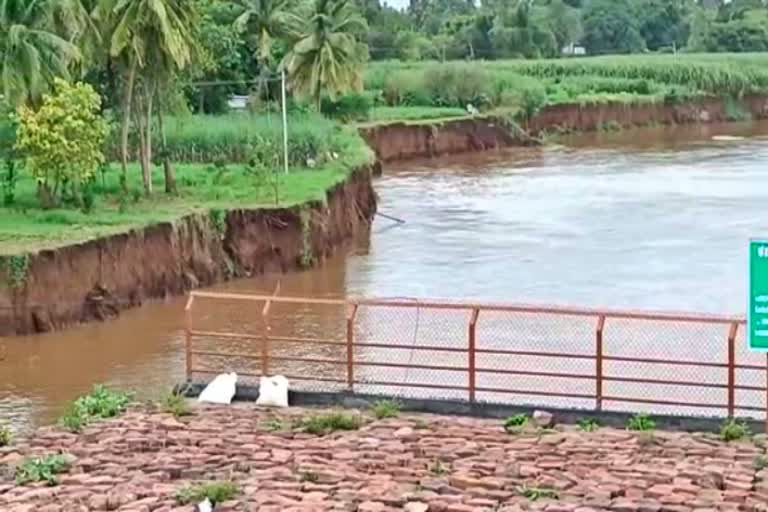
[{"x1": 4, "y1": 121, "x2": 768, "y2": 432}]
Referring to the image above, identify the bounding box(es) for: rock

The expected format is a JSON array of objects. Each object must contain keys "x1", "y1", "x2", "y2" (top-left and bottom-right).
[
  {"x1": 404, "y1": 503, "x2": 429, "y2": 512},
  {"x1": 533, "y1": 411, "x2": 554, "y2": 428}
]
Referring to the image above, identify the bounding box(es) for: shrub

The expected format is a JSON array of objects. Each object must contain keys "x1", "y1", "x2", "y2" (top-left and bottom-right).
[
  {"x1": 519, "y1": 86, "x2": 548, "y2": 120},
  {"x1": 298, "y1": 412, "x2": 362, "y2": 435},
  {"x1": 176, "y1": 482, "x2": 239, "y2": 505},
  {"x1": 321, "y1": 93, "x2": 373, "y2": 122},
  {"x1": 626, "y1": 413, "x2": 656, "y2": 432},
  {"x1": 59, "y1": 405, "x2": 88, "y2": 433},
  {"x1": 720, "y1": 419, "x2": 751, "y2": 442},
  {"x1": 371, "y1": 399, "x2": 402, "y2": 419},
  {"x1": 423, "y1": 62, "x2": 493, "y2": 109},
  {"x1": 382, "y1": 71, "x2": 430, "y2": 106},
  {"x1": 15, "y1": 79, "x2": 108, "y2": 209},
  {"x1": 15, "y1": 455, "x2": 70, "y2": 486},
  {"x1": 577, "y1": 418, "x2": 599, "y2": 432},
  {"x1": 0, "y1": 423, "x2": 12, "y2": 446},
  {"x1": 504, "y1": 414, "x2": 529, "y2": 433},
  {"x1": 754, "y1": 454, "x2": 768, "y2": 470}
]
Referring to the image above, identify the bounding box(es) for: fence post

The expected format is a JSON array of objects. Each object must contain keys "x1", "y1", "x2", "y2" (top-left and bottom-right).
[
  {"x1": 468, "y1": 308, "x2": 480, "y2": 403},
  {"x1": 184, "y1": 294, "x2": 195, "y2": 382},
  {"x1": 346, "y1": 303, "x2": 358, "y2": 391},
  {"x1": 595, "y1": 315, "x2": 605, "y2": 412},
  {"x1": 727, "y1": 322, "x2": 738, "y2": 418}
]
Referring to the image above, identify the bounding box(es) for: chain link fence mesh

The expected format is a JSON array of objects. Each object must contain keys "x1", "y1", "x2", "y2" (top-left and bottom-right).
[{"x1": 187, "y1": 295, "x2": 767, "y2": 421}]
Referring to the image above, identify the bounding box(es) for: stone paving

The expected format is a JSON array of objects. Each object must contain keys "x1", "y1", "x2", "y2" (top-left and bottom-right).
[{"x1": 1, "y1": 403, "x2": 768, "y2": 512}]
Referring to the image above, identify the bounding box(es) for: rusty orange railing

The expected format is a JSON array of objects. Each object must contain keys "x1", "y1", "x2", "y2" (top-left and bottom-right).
[{"x1": 184, "y1": 291, "x2": 768, "y2": 427}]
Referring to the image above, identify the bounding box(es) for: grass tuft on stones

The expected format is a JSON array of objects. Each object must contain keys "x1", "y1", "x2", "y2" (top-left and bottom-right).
[
  {"x1": 299, "y1": 470, "x2": 320, "y2": 483},
  {"x1": 0, "y1": 423, "x2": 12, "y2": 446},
  {"x1": 516, "y1": 484, "x2": 559, "y2": 501},
  {"x1": 371, "y1": 399, "x2": 402, "y2": 419},
  {"x1": 720, "y1": 418, "x2": 751, "y2": 442},
  {"x1": 160, "y1": 390, "x2": 193, "y2": 418},
  {"x1": 503, "y1": 413, "x2": 529, "y2": 433},
  {"x1": 15, "y1": 454, "x2": 71, "y2": 486},
  {"x1": 298, "y1": 412, "x2": 362, "y2": 435},
  {"x1": 261, "y1": 417, "x2": 287, "y2": 432},
  {"x1": 626, "y1": 413, "x2": 656, "y2": 432},
  {"x1": 428, "y1": 459, "x2": 449, "y2": 475},
  {"x1": 754, "y1": 454, "x2": 768, "y2": 470},
  {"x1": 577, "y1": 418, "x2": 600, "y2": 432},
  {"x1": 58, "y1": 384, "x2": 133, "y2": 433},
  {"x1": 176, "y1": 481, "x2": 239, "y2": 505}
]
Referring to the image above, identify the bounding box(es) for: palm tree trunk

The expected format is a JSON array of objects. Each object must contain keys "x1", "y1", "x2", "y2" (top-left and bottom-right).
[
  {"x1": 156, "y1": 105, "x2": 176, "y2": 195},
  {"x1": 137, "y1": 82, "x2": 154, "y2": 196},
  {"x1": 119, "y1": 59, "x2": 137, "y2": 192}
]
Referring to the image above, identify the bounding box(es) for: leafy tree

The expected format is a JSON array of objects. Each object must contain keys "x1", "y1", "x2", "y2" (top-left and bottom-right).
[
  {"x1": 284, "y1": 0, "x2": 368, "y2": 109},
  {"x1": 490, "y1": 2, "x2": 557, "y2": 58},
  {"x1": 582, "y1": 0, "x2": 645, "y2": 54},
  {"x1": 544, "y1": 0, "x2": 582, "y2": 50},
  {"x1": 638, "y1": 0, "x2": 692, "y2": 51},
  {"x1": 15, "y1": 79, "x2": 108, "y2": 209},
  {"x1": 0, "y1": 0, "x2": 80, "y2": 106}
]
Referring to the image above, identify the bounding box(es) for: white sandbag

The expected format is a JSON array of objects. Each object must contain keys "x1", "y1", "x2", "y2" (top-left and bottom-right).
[
  {"x1": 198, "y1": 372, "x2": 237, "y2": 404},
  {"x1": 197, "y1": 498, "x2": 213, "y2": 512},
  {"x1": 256, "y1": 375, "x2": 289, "y2": 408}
]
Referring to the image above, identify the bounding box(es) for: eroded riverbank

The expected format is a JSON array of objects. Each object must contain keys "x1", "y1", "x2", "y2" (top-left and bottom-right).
[{"x1": 1, "y1": 403, "x2": 767, "y2": 511}]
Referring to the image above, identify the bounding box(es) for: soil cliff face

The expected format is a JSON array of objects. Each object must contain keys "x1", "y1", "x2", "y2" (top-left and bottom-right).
[
  {"x1": 359, "y1": 117, "x2": 529, "y2": 162},
  {"x1": 359, "y1": 95, "x2": 768, "y2": 163},
  {"x1": 0, "y1": 166, "x2": 377, "y2": 335}
]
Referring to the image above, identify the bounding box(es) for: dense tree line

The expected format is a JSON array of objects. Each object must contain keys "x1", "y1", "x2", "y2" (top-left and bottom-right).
[{"x1": 362, "y1": 0, "x2": 768, "y2": 59}]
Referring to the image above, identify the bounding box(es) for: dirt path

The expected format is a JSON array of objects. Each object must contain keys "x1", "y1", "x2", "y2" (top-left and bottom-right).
[{"x1": 1, "y1": 404, "x2": 767, "y2": 511}]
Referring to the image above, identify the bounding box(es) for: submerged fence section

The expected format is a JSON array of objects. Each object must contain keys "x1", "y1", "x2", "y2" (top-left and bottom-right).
[{"x1": 185, "y1": 291, "x2": 767, "y2": 424}]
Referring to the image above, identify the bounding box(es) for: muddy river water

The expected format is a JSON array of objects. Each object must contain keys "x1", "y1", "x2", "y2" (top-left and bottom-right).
[{"x1": 4, "y1": 121, "x2": 768, "y2": 432}]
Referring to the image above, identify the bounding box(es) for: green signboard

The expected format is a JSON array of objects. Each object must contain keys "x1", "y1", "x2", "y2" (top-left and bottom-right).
[{"x1": 749, "y1": 239, "x2": 768, "y2": 350}]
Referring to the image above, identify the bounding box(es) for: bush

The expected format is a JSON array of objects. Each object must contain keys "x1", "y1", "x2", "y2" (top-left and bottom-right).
[
  {"x1": 16, "y1": 455, "x2": 70, "y2": 486},
  {"x1": 720, "y1": 419, "x2": 751, "y2": 442},
  {"x1": 176, "y1": 482, "x2": 239, "y2": 505},
  {"x1": 626, "y1": 413, "x2": 655, "y2": 431},
  {"x1": 298, "y1": 412, "x2": 362, "y2": 435},
  {"x1": 371, "y1": 399, "x2": 402, "y2": 419},
  {"x1": 383, "y1": 71, "x2": 431, "y2": 106},
  {"x1": 321, "y1": 93, "x2": 373, "y2": 122}
]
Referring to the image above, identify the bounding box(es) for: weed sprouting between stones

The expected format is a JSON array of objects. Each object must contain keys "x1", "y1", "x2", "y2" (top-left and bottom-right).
[
  {"x1": 626, "y1": 413, "x2": 655, "y2": 432},
  {"x1": 58, "y1": 384, "x2": 133, "y2": 433},
  {"x1": 176, "y1": 481, "x2": 239, "y2": 505},
  {"x1": 516, "y1": 484, "x2": 559, "y2": 501},
  {"x1": 504, "y1": 414, "x2": 529, "y2": 433},
  {"x1": 577, "y1": 418, "x2": 600, "y2": 432},
  {"x1": 720, "y1": 418, "x2": 751, "y2": 442},
  {"x1": 297, "y1": 412, "x2": 362, "y2": 435},
  {"x1": 371, "y1": 399, "x2": 402, "y2": 420},
  {"x1": 15, "y1": 454, "x2": 71, "y2": 486}
]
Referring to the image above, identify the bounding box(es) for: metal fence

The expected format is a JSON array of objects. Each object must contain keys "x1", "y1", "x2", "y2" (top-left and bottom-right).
[{"x1": 184, "y1": 291, "x2": 767, "y2": 425}]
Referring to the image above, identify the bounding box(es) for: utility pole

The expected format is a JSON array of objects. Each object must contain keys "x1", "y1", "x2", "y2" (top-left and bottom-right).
[{"x1": 281, "y1": 69, "x2": 289, "y2": 175}]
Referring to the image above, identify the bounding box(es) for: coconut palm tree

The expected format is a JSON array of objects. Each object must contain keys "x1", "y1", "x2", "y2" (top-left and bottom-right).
[
  {"x1": 283, "y1": 0, "x2": 368, "y2": 109},
  {"x1": 0, "y1": 0, "x2": 80, "y2": 106},
  {"x1": 234, "y1": 0, "x2": 301, "y2": 64},
  {"x1": 109, "y1": 0, "x2": 197, "y2": 194}
]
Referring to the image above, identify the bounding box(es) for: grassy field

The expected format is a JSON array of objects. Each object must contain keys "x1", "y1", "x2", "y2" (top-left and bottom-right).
[
  {"x1": 368, "y1": 106, "x2": 469, "y2": 122},
  {"x1": 365, "y1": 53, "x2": 768, "y2": 117},
  {"x1": 0, "y1": 121, "x2": 373, "y2": 254}
]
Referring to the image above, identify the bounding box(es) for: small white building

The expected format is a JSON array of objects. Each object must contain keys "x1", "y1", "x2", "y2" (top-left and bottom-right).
[
  {"x1": 562, "y1": 43, "x2": 586, "y2": 56},
  {"x1": 227, "y1": 95, "x2": 249, "y2": 110}
]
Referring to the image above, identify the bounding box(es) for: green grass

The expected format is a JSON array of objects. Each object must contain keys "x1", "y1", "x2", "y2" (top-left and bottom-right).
[
  {"x1": 371, "y1": 399, "x2": 402, "y2": 419},
  {"x1": 160, "y1": 390, "x2": 193, "y2": 418},
  {"x1": 0, "y1": 124, "x2": 372, "y2": 254},
  {"x1": 368, "y1": 106, "x2": 468, "y2": 123},
  {"x1": 515, "y1": 484, "x2": 559, "y2": 501},
  {"x1": 15, "y1": 455, "x2": 70, "y2": 486},
  {"x1": 298, "y1": 412, "x2": 362, "y2": 435},
  {"x1": 176, "y1": 481, "x2": 239, "y2": 505},
  {"x1": 577, "y1": 418, "x2": 600, "y2": 432}
]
